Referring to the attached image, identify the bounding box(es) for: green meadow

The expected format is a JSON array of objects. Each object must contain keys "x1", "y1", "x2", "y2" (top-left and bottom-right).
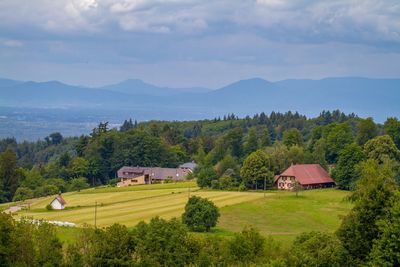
[{"x1": 8, "y1": 182, "x2": 351, "y2": 247}]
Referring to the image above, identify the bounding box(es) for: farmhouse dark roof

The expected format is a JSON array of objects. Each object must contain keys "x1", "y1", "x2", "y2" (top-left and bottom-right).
[
  {"x1": 275, "y1": 164, "x2": 335, "y2": 185},
  {"x1": 117, "y1": 166, "x2": 190, "y2": 180}
]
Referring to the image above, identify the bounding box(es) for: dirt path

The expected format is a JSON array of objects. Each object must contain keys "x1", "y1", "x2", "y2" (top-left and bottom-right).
[{"x1": 3, "y1": 206, "x2": 21, "y2": 214}]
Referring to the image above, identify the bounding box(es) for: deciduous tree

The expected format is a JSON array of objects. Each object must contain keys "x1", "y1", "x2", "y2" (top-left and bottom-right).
[
  {"x1": 283, "y1": 128, "x2": 303, "y2": 147},
  {"x1": 332, "y1": 143, "x2": 366, "y2": 190},
  {"x1": 240, "y1": 150, "x2": 273, "y2": 189},
  {"x1": 182, "y1": 196, "x2": 220, "y2": 232}
]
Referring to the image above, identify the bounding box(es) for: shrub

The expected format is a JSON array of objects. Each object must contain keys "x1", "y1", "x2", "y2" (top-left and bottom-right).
[
  {"x1": 133, "y1": 217, "x2": 192, "y2": 266},
  {"x1": 287, "y1": 231, "x2": 351, "y2": 267},
  {"x1": 182, "y1": 196, "x2": 220, "y2": 232},
  {"x1": 12, "y1": 187, "x2": 34, "y2": 201},
  {"x1": 228, "y1": 227, "x2": 265, "y2": 264},
  {"x1": 46, "y1": 204, "x2": 53, "y2": 211}
]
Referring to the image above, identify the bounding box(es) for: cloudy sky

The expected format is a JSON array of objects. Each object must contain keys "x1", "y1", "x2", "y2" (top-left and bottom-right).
[{"x1": 0, "y1": 0, "x2": 399, "y2": 88}]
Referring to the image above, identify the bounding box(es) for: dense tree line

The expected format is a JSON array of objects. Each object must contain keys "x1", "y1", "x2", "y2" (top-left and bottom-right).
[
  {"x1": 1, "y1": 110, "x2": 400, "y2": 203},
  {"x1": 1, "y1": 160, "x2": 399, "y2": 266}
]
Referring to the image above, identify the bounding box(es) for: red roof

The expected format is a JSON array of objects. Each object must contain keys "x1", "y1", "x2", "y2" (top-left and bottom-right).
[
  {"x1": 275, "y1": 164, "x2": 335, "y2": 185},
  {"x1": 55, "y1": 195, "x2": 66, "y2": 205}
]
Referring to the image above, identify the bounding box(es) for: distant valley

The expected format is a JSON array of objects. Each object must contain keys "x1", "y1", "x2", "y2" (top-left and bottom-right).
[{"x1": 1, "y1": 76, "x2": 399, "y2": 140}]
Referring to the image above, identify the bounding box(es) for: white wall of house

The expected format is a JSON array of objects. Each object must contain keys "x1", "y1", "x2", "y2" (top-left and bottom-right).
[
  {"x1": 51, "y1": 199, "x2": 64, "y2": 210},
  {"x1": 276, "y1": 176, "x2": 297, "y2": 190}
]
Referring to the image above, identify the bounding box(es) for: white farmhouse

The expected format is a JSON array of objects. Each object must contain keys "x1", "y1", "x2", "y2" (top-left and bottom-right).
[{"x1": 50, "y1": 195, "x2": 66, "y2": 210}]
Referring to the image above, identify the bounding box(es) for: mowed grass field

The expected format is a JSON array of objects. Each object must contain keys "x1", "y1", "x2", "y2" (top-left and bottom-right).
[
  {"x1": 7, "y1": 182, "x2": 351, "y2": 246},
  {"x1": 12, "y1": 182, "x2": 265, "y2": 227}
]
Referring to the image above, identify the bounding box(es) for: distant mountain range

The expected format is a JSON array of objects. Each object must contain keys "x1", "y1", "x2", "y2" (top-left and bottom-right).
[{"x1": 1, "y1": 76, "x2": 400, "y2": 122}]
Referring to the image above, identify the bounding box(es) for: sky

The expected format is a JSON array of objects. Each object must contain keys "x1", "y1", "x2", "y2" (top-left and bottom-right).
[{"x1": 0, "y1": 0, "x2": 399, "y2": 88}]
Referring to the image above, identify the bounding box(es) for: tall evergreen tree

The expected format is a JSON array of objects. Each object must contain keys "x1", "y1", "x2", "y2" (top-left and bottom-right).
[{"x1": 244, "y1": 128, "x2": 259, "y2": 155}]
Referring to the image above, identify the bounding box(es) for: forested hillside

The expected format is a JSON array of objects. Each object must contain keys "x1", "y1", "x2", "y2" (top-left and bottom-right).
[{"x1": 0, "y1": 110, "x2": 400, "y2": 203}]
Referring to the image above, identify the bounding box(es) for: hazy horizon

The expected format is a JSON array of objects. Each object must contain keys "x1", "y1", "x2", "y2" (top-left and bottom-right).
[
  {"x1": 2, "y1": 75, "x2": 400, "y2": 90},
  {"x1": 1, "y1": 0, "x2": 400, "y2": 88}
]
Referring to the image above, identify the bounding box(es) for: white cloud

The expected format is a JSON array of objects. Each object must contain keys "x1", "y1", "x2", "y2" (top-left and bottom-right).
[
  {"x1": 0, "y1": 0, "x2": 400, "y2": 86},
  {"x1": 0, "y1": 0, "x2": 398, "y2": 43}
]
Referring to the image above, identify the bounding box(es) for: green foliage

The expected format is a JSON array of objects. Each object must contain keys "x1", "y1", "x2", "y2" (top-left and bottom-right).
[
  {"x1": 0, "y1": 213, "x2": 14, "y2": 266},
  {"x1": 265, "y1": 142, "x2": 291, "y2": 174},
  {"x1": 288, "y1": 145, "x2": 306, "y2": 164},
  {"x1": 287, "y1": 231, "x2": 350, "y2": 267},
  {"x1": 133, "y1": 217, "x2": 192, "y2": 266},
  {"x1": 68, "y1": 177, "x2": 89, "y2": 192},
  {"x1": 91, "y1": 121, "x2": 109, "y2": 138},
  {"x1": 34, "y1": 223, "x2": 63, "y2": 267},
  {"x1": 70, "y1": 157, "x2": 89, "y2": 178},
  {"x1": 182, "y1": 196, "x2": 220, "y2": 232},
  {"x1": 384, "y1": 117, "x2": 400, "y2": 149},
  {"x1": 10, "y1": 220, "x2": 36, "y2": 266},
  {"x1": 0, "y1": 110, "x2": 366, "y2": 202},
  {"x1": 356, "y1": 117, "x2": 377, "y2": 145},
  {"x1": 92, "y1": 224, "x2": 134, "y2": 266},
  {"x1": 244, "y1": 127, "x2": 259, "y2": 155},
  {"x1": 58, "y1": 152, "x2": 71, "y2": 168},
  {"x1": 332, "y1": 143, "x2": 366, "y2": 190},
  {"x1": 34, "y1": 184, "x2": 59, "y2": 198},
  {"x1": 312, "y1": 138, "x2": 328, "y2": 169},
  {"x1": 261, "y1": 127, "x2": 272, "y2": 147},
  {"x1": 48, "y1": 132, "x2": 63, "y2": 145},
  {"x1": 323, "y1": 123, "x2": 354, "y2": 163},
  {"x1": 336, "y1": 159, "x2": 400, "y2": 263},
  {"x1": 218, "y1": 174, "x2": 235, "y2": 189},
  {"x1": 283, "y1": 128, "x2": 304, "y2": 147},
  {"x1": 0, "y1": 215, "x2": 63, "y2": 267},
  {"x1": 46, "y1": 204, "x2": 53, "y2": 211},
  {"x1": 364, "y1": 135, "x2": 400, "y2": 163},
  {"x1": 292, "y1": 180, "x2": 303, "y2": 197},
  {"x1": 368, "y1": 200, "x2": 400, "y2": 266},
  {"x1": 196, "y1": 165, "x2": 217, "y2": 188},
  {"x1": 188, "y1": 235, "x2": 229, "y2": 267},
  {"x1": 0, "y1": 149, "x2": 19, "y2": 202},
  {"x1": 228, "y1": 227, "x2": 266, "y2": 264},
  {"x1": 12, "y1": 187, "x2": 34, "y2": 201},
  {"x1": 120, "y1": 118, "x2": 135, "y2": 132},
  {"x1": 215, "y1": 153, "x2": 239, "y2": 178},
  {"x1": 240, "y1": 150, "x2": 273, "y2": 188}
]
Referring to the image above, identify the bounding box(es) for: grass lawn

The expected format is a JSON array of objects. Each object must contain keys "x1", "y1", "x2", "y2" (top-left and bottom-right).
[
  {"x1": 218, "y1": 189, "x2": 351, "y2": 246},
  {"x1": 13, "y1": 182, "x2": 264, "y2": 227},
  {"x1": 7, "y1": 182, "x2": 351, "y2": 248}
]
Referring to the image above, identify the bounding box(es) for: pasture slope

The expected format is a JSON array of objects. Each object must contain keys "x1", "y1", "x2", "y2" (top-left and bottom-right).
[{"x1": 5, "y1": 182, "x2": 351, "y2": 246}]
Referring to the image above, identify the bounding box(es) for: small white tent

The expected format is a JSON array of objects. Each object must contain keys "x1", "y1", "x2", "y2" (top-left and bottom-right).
[{"x1": 50, "y1": 195, "x2": 66, "y2": 210}]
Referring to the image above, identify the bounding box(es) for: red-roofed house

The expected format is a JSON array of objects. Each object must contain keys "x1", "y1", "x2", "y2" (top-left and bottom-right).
[{"x1": 275, "y1": 164, "x2": 335, "y2": 190}]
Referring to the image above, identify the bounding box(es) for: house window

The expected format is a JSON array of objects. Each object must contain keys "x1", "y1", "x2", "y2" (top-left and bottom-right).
[
  {"x1": 287, "y1": 183, "x2": 292, "y2": 188},
  {"x1": 282, "y1": 177, "x2": 287, "y2": 181}
]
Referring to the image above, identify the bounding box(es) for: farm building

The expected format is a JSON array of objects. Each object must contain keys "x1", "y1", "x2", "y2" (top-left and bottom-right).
[
  {"x1": 117, "y1": 162, "x2": 196, "y2": 187},
  {"x1": 50, "y1": 194, "x2": 66, "y2": 210},
  {"x1": 275, "y1": 164, "x2": 335, "y2": 190}
]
